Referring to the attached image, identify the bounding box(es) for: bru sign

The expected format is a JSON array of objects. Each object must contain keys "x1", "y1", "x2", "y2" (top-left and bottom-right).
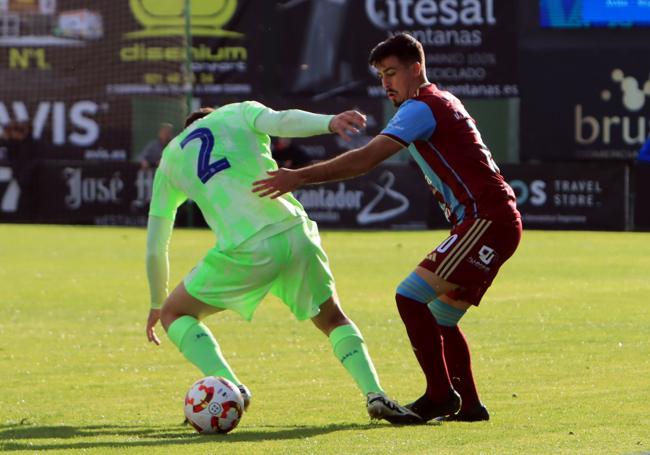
[
  {"x1": 521, "y1": 49, "x2": 650, "y2": 161},
  {"x1": 575, "y1": 68, "x2": 650, "y2": 152}
]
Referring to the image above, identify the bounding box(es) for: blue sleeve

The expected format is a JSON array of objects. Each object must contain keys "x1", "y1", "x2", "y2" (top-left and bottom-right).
[{"x1": 380, "y1": 99, "x2": 437, "y2": 146}]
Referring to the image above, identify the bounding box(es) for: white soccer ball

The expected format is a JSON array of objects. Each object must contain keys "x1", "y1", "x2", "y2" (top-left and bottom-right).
[{"x1": 184, "y1": 376, "x2": 245, "y2": 434}]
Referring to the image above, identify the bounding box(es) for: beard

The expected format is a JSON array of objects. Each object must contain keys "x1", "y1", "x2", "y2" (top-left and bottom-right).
[{"x1": 387, "y1": 91, "x2": 402, "y2": 107}]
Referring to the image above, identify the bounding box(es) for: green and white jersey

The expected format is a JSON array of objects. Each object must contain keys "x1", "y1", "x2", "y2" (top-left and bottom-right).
[{"x1": 149, "y1": 101, "x2": 329, "y2": 251}]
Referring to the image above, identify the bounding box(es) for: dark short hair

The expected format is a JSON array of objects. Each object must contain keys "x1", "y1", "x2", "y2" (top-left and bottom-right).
[
  {"x1": 184, "y1": 107, "x2": 215, "y2": 128},
  {"x1": 368, "y1": 33, "x2": 425, "y2": 67}
]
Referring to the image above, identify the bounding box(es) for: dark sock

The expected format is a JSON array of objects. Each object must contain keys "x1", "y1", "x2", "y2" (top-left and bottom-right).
[
  {"x1": 395, "y1": 293, "x2": 451, "y2": 403},
  {"x1": 440, "y1": 325, "x2": 480, "y2": 411}
]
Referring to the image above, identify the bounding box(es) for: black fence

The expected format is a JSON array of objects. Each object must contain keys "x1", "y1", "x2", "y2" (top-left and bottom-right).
[{"x1": 1, "y1": 160, "x2": 647, "y2": 231}]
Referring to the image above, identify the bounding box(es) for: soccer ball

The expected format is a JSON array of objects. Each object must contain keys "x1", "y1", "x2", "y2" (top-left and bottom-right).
[{"x1": 184, "y1": 376, "x2": 245, "y2": 434}]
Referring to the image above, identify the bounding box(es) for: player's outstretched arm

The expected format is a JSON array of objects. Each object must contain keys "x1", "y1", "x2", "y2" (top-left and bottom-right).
[
  {"x1": 254, "y1": 107, "x2": 366, "y2": 141},
  {"x1": 252, "y1": 135, "x2": 403, "y2": 199},
  {"x1": 145, "y1": 215, "x2": 174, "y2": 345}
]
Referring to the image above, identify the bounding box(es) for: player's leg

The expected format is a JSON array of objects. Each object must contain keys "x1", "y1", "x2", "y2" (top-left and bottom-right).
[
  {"x1": 274, "y1": 220, "x2": 420, "y2": 423},
  {"x1": 160, "y1": 283, "x2": 242, "y2": 386},
  {"x1": 311, "y1": 292, "x2": 385, "y2": 396},
  {"x1": 161, "y1": 238, "x2": 282, "y2": 411},
  {"x1": 395, "y1": 266, "x2": 462, "y2": 421},
  {"x1": 396, "y1": 218, "x2": 501, "y2": 420},
  {"x1": 273, "y1": 220, "x2": 386, "y2": 396},
  {"x1": 417, "y1": 217, "x2": 521, "y2": 422},
  {"x1": 429, "y1": 295, "x2": 489, "y2": 422},
  {"x1": 311, "y1": 294, "x2": 421, "y2": 423}
]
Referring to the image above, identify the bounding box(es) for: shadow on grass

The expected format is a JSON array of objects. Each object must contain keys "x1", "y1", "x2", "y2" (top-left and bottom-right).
[{"x1": 0, "y1": 421, "x2": 378, "y2": 451}]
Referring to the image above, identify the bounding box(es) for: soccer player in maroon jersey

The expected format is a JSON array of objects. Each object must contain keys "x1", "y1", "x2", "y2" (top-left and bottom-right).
[{"x1": 253, "y1": 33, "x2": 522, "y2": 423}]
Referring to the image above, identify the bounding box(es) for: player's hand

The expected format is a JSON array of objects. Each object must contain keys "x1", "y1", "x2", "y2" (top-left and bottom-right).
[
  {"x1": 146, "y1": 308, "x2": 162, "y2": 346},
  {"x1": 252, "y1": 168, "x2": 303, "y2": 199},
  {"x1": 329, "y1": 110, "x2": 366, "y2": 141}
]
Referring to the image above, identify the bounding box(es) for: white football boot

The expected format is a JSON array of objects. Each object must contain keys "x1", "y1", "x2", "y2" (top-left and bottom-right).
[{"x1": 366, "y1": 392, "x2": 422, "y2": 424}]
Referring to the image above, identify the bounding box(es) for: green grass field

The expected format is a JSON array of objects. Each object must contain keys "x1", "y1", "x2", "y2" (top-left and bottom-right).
[{"x1": 1, "y1": 224, "x2": 649, "y2": 454}]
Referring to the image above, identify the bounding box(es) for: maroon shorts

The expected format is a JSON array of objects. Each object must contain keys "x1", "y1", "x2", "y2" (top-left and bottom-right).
[{"x1": 419, "y1": 217, "x2": 522, "y2": 306}]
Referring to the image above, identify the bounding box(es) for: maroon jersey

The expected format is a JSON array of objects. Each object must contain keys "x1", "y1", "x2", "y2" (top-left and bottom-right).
[{"x1": 380, "y1": 84, "x2": 519, "y2": 226}]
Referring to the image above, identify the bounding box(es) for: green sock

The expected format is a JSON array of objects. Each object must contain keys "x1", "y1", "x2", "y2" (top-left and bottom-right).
[
  {"x1": 167, "y1": 315, "x2": 240, "y2": 384},
  {"x1": 329, "y1": 323, "x2": 383, "y2": 396}
]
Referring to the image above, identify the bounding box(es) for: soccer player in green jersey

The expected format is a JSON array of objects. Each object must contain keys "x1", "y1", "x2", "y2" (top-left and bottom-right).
[{"x1": 144, "y1": 101, "x2": 421, "y2": 424}]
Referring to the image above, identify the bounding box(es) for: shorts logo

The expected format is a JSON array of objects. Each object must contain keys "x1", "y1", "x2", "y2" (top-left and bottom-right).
[{"x1": 478, "y1": 245, "x2": 496, "y2": 265}]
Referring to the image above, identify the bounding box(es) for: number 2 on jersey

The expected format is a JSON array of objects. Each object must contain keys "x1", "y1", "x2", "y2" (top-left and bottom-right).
[{"x1": 180, "y1": 127, "x2": 230, "y2": 184}]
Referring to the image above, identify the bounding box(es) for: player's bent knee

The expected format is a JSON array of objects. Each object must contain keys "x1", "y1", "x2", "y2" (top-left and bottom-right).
[
  {"x1": 312, "y1": 317, "x2": 350, "y2": 336},
  {"x1": 160, "y1": 304, "x2": 178, "y2": 331},
  {"x1": 160, "y1": 299, "x2": 188, "y2": 332},
  {"x1": 396, "y1": 271, "x2": 439, "y2": 304},
  {"x1": 428, "y1": 298, "x2": 466, "y2": 326},
  {"x1": 311, "y1": 312, "x2": 351, "y2": 336}
]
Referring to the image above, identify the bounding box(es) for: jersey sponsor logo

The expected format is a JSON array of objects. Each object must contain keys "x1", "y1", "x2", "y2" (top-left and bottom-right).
[{"x1": 125, "y1": 0, "x2": 241, "y2": 38}]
